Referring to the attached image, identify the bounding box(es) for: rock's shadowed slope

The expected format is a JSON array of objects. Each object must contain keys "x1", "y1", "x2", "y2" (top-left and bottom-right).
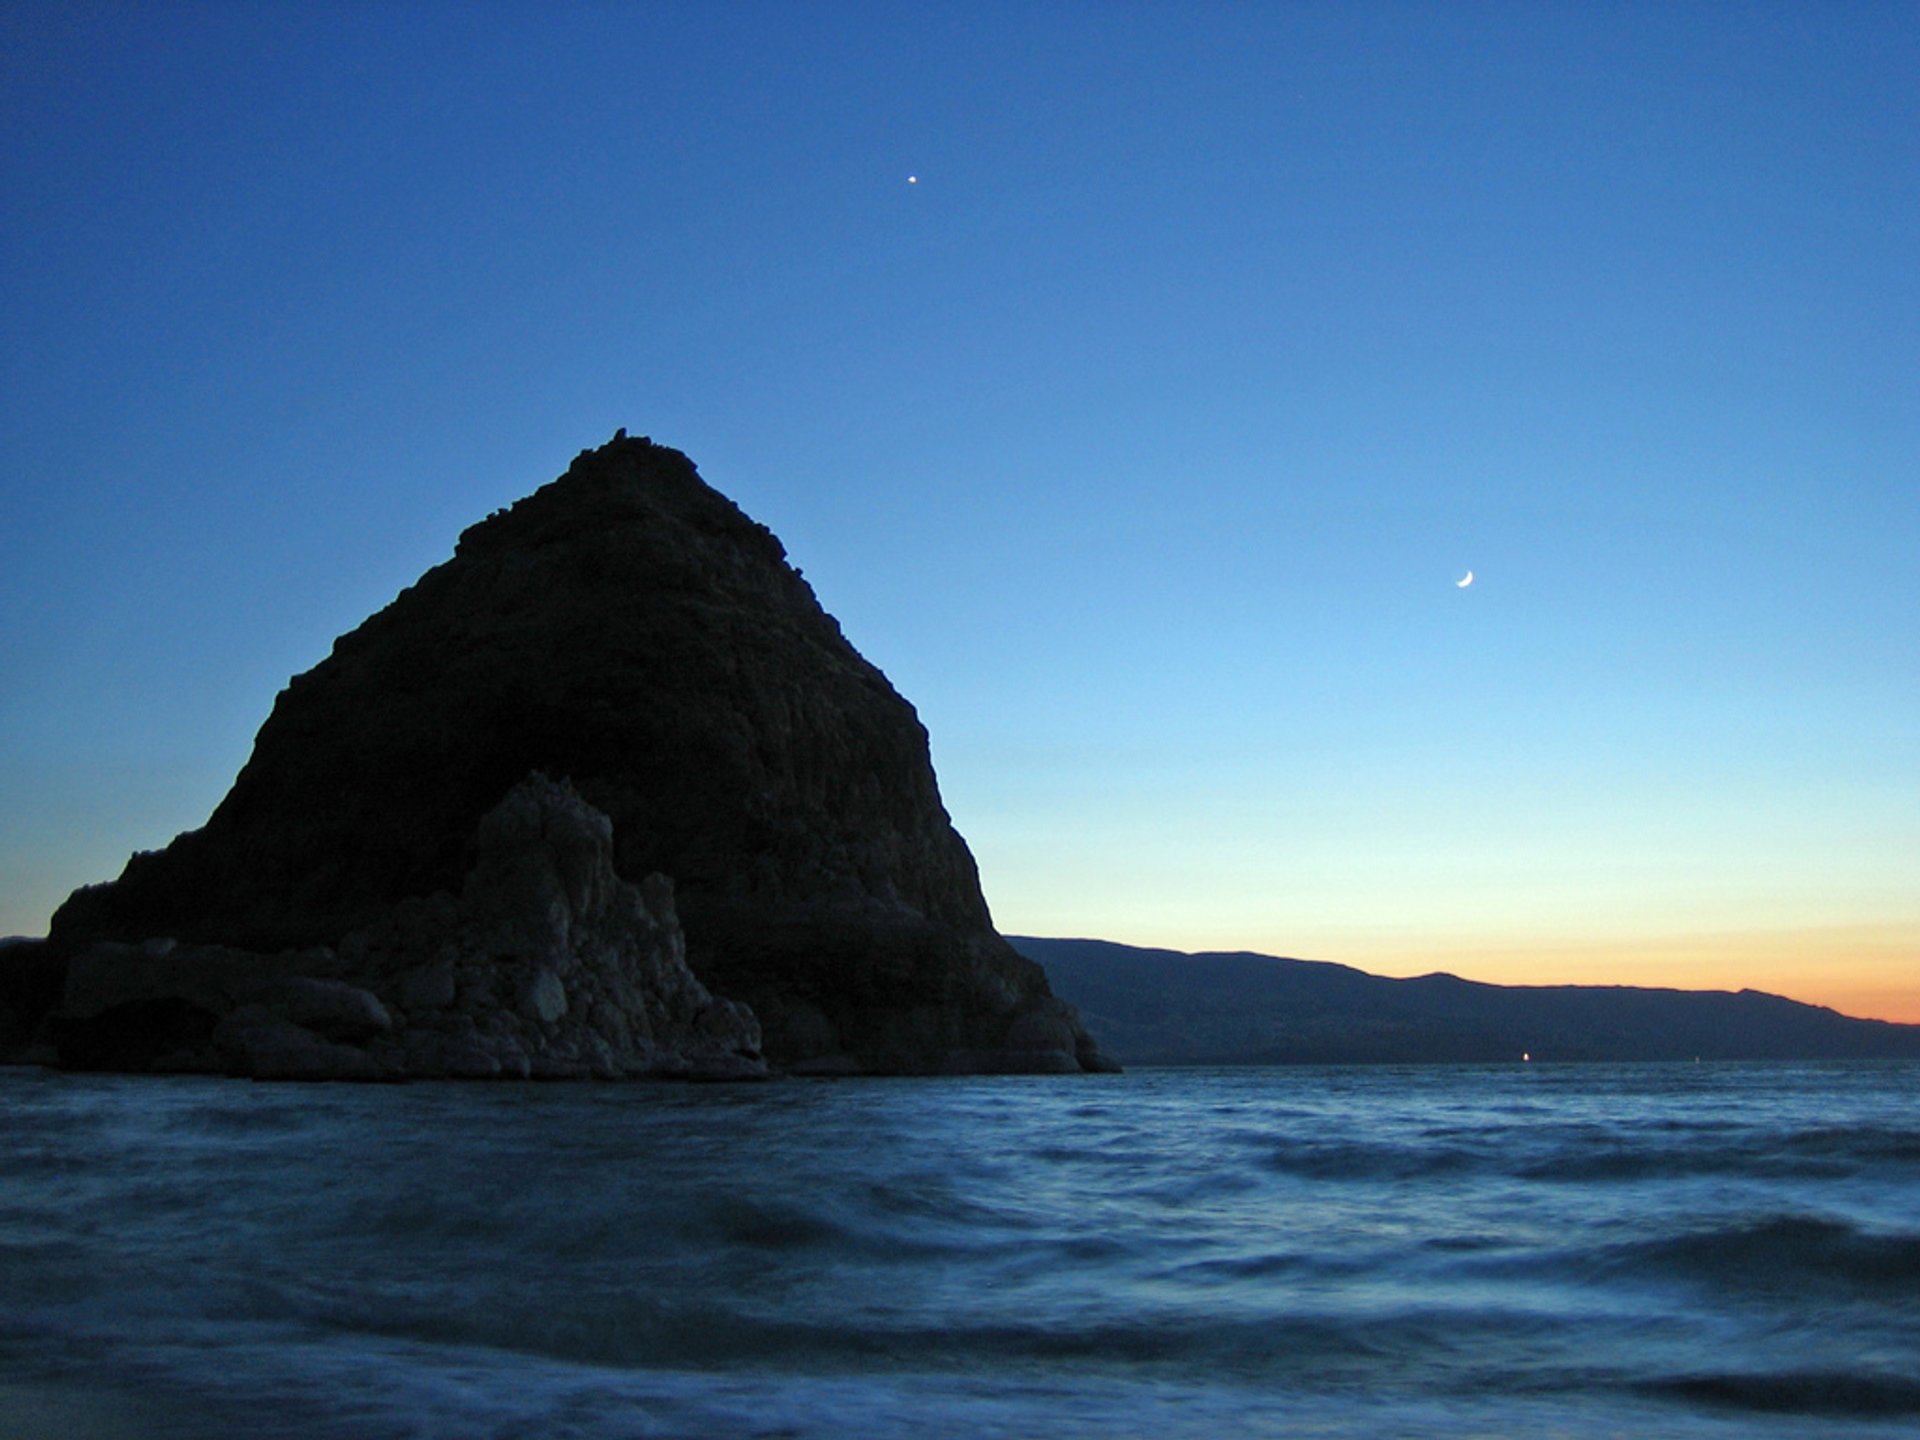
[
  {"x1": 40, "y1": 434, "x2": 1111, "y2": 1076},
  {"x1": 1014, "y1": 936, "x2": 1920, "y2": 1065}
]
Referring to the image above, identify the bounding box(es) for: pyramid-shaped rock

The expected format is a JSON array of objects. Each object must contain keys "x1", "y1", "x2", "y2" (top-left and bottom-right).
[{"x1": 47, "y1": 434, "x2": 1114, "y2": 1076}]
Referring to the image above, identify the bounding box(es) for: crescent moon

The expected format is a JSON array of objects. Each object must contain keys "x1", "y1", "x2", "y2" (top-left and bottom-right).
[{"x1": 1456, "y1": 570, "x2": 1474, "y2": 588}]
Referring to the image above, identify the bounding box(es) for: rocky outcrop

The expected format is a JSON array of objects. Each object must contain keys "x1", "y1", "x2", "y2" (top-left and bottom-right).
[
  {"x1": 0, "y1": 937, "x2": 64, "y2": 1065},
  {"x1": 42, "y1": 432, "x2": 1114, "y2": 1076},
  {"x1": 38, "y1": 774, "x2": 763, "y2": 1079}
]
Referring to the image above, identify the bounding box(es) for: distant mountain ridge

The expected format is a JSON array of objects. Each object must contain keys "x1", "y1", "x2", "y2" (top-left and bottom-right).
[{"x1": 1009, "y1": 937, "x2": 1920, "y2": 1065}]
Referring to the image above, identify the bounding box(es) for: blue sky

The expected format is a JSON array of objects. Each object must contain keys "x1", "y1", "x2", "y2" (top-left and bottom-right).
[{"x1": 3, "y1": 2, "x2": 1915, "y2": 1019}]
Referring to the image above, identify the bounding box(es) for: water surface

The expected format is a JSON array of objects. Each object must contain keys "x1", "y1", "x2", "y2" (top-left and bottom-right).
[{"x1": 3, "y1": 1062, "x2": 1916, "y2": 1437}]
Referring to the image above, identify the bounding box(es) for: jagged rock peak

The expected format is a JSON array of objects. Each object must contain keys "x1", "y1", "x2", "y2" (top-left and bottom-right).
[{"x1": 43, "y1": 432, "x2": 1116, "y2": 1076}]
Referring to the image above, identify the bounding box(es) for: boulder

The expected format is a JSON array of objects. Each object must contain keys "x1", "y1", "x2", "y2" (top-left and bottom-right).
[{"x1": 0, "y1": 937, "x2": 65, "y2": 1066}]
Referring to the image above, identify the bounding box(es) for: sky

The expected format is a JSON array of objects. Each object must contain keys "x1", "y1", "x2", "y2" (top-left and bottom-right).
[{"x1": 3, "y1": 2, "x2": 1915, "y2": 1022}]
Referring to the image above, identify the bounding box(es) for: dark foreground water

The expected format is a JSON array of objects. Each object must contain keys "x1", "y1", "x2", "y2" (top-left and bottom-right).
[{"x1": 3, "y1": 1062, "x2": 1917, "y2": 1439}]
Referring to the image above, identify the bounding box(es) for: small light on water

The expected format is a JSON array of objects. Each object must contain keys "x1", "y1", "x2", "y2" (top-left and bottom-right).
[{"x1": 1522, "y1": 1052, "x2": 1531, "y2": 1063}]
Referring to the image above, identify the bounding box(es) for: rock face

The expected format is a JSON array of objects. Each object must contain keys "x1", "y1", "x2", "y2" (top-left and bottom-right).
[
  {"x1": 44, "y1": 774, "x2": 764, "y2": 1079},
  {"x1": 43, "y1": 433, "x2": 1113, "y2": 1076}
]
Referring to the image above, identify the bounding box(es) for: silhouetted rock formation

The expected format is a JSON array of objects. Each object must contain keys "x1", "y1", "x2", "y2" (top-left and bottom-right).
[
  {"x1": 37, "y1": 433, "x2": 1111, "y2": 1077},
  {"x1": 1014, "y1": 937, "x2": 1920, "y2": 1065},
  {"x1": 45, "y1": 775, "x2": 762, "y2": 1079}
]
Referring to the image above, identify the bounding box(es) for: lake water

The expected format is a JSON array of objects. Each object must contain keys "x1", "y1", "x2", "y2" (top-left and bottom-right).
[{"x1": 2, "y1": 1061, "x2": 1917, "y2": 1438}]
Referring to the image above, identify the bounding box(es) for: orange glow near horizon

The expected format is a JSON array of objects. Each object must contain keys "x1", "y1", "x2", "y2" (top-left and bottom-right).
[
  {"x1": 1322, "y1": 923, "x2": 1920, "y2": 1026},
  {"x1": 1075, "y1": 893, "x2": 1920, "y2": 1025}
]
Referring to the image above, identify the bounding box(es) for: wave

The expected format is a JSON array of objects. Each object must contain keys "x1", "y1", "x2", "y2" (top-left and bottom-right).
[
  {"x1": 1519, "y1": 1124, "x2": 1920, "y2": 1183},
  {"x1": 1643, "y1": 1369, "x2": 1920, "y2": 1418},
  {"x1": 1601, "y1": 1213, "x2": 1920, "y2": 1295},
  {"x1": 1255, "y1": 1137, "x2": 1491, "y2": 1180}
]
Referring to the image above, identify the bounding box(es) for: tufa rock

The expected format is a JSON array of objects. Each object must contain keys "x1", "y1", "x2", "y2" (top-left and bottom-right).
[
  {"x1": 42, "y1": 774, "x2": 764, "y2": 1080},
  {"x1": 42, "y1": 433, "x2": 1114, "y2": 1076}
]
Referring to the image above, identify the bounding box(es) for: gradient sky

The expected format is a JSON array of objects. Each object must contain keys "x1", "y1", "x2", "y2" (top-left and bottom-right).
[{"x1": 3, "y1": 3, "x2": 1915, "y2": 1021}]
